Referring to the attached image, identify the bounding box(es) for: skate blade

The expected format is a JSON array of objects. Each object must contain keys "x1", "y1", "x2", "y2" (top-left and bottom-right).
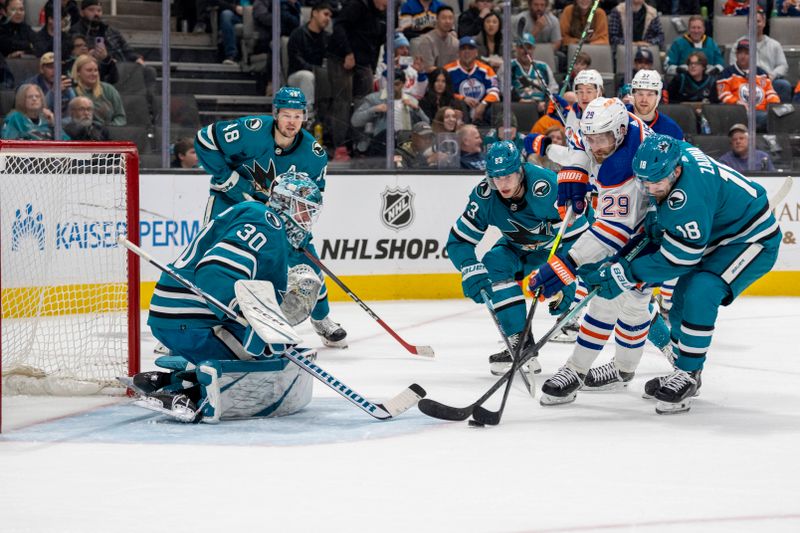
[
  {"x1": 582, "y1": 381, "x2": 629, "y2": 392},
  {"x1": 132, "y1": 397, "x2": 199, "y2": 423},
  {"x1": 655, "y1": 398, "x2": 692, "y2": 415},
  {"x1": 539, "y1": 392, "x2": 577, "y2": 406},
  {"x1": 548, "y1": 332, "x2": 578, "y2": 344},
  {"x1": 321, "y1": 338, "x2": 349, "y2": 349},
  {"x1": 490, "y1": 361, "x2": 541, "y2": 377}
]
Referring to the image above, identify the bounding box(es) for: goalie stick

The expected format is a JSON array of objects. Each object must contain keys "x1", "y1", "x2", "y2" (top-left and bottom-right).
[
  {"x1": 301, "y1": 248, "x2": 435, "y2": 358},
  {"x1": 119, "y1": 238, "x2": 426, "y2": 420}
]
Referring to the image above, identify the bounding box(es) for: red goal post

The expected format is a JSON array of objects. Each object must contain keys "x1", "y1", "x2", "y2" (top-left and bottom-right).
[{"x1": 0, "y1": 141, "x2": 141, "y2": 432}]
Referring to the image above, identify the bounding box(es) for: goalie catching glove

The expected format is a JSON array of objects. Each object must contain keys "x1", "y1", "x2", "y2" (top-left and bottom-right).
[{"x1": 280, "y1": 264, "x2": 322, "y2": 326}]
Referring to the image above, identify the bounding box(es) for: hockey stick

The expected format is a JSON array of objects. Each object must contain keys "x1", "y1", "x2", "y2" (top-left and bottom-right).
[
  {"x1": 769, "y1": 176, "x2": 793, "y2": 209},
  {"x1": 119, "y1": 238, "x2": 426, "y2": 420},
  {"x1": 301, "y1": 248, "x2": 435, "y2": 357},
  {"x1": 559, "y1": 0, "x2": 601, "y2": 97},
  {"x1": 469, "y1": 208, "x2": 575, "y2": 425},
  {"x1": 480, "y1": 290, "x2": 534, "y2": 397}
]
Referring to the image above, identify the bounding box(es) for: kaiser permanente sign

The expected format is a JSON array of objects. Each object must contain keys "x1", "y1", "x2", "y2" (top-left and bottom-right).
[{"x1": 137, "y1": 172, "x2": 798, "y2": 303}]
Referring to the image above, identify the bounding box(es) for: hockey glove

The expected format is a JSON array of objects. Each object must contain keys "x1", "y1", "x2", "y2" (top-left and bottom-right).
[
  {"x1": 583, "y1": 259, "x2": 636, "y2": 300},
  {"x1": 524, "y1": 133, "x2": 552, "y2": 157},
  {"x1": 528, "y1": 253, "x2": 577, "y2": 298},
  {"x1": 644, "y1": 205, "x2": 664, "y2": 246},
  {"x1": 243, "y1": 324, "x2": 268, "y2": 357},
  {"x1": 556, "y1": 167, "x2": 590, "y2": 218},
  {"x1": 461, "y1": 261, "x2": 492, "y2": 303},
  {"x1": 548, "y1": 282, "x2": 576, "y2": 316}
]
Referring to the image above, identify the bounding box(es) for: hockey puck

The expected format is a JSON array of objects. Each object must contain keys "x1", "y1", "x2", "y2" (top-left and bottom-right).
[{"x1": 467, "y1": 419, "x2": 485, "y2": 428}]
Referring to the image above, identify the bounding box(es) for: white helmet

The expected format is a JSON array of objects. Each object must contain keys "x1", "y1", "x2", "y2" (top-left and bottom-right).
[
  {"x1": 573, "y1": 69, "x2": 604, "y2": 94},
  {"x1": 631, "y1": 69, "x2": 663, "y2": 101},
  {"x1": 580, "y1": 97, "x2": 629, "y2": 148}
]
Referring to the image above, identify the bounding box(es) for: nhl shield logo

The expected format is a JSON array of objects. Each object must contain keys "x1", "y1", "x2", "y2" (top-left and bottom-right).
[{"x1": 380, "y1": 186, "x2": 415, "y2": 231}]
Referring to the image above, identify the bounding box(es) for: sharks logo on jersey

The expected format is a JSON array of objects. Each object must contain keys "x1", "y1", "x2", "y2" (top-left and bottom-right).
[
  {"x1": 244, "y1": 160, "x2": 276, "y2": 190},
  {"x1": 667, "y1": 189, "x2": 687, "y2": 210},
  {"x1": 503, "y1": 219, "x2": 554, "y2": 250},
  {"x1": 245, "y1": 117, "x2": 263, "y2": 131},
  {"x1": 532, "y1": 180, "x2": 551, "y2": 197}
]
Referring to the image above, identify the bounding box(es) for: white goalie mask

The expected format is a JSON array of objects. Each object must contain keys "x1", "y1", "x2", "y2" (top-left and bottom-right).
[
  {"x1": 580, "y1": 97, "x2": 629, "y2": 151},
  {"x1": 631, "y1": 69, "x2": 663, "y2": 102},
  {"x1": 279, "y1": 264, "x2": 322, "y2": 326},
  {"x1": 573, "y1": 69, "x2": 604, "y2": 94}
]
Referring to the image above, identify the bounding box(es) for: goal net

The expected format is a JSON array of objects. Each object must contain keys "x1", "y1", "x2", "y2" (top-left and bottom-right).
[{"x1": 0, "y1": 141, "x2": 140, "y2": 409}]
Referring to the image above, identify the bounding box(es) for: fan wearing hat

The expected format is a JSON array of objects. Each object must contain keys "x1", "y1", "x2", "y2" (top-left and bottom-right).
[
  {"x1": 69, "y1": 0, "x2": 146, "y2": 65},
  {"x1": 718, "y1": 123, "x2": 774, "y2": 172},
  {"x1": 375, "y1": 33, "x2": 427, "y2": 101},
  {"x1": 510, "y1": 32, "x2": 557, "y2": 112},
  {"x1": 717, "y1": 38, "x2": 780, "y2": 131},
  {"x1": 22, "y1": 52, "x2": 76, "y2": 113},
  {"x1": 395, "y1": 121, "x2": 440, "y2": 168},
  {"x1": 444, "y1": 36, "x2": 500, "y2": 126}
]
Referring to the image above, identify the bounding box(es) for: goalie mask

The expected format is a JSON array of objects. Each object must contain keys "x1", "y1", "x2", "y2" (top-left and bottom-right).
[{"x1": 268, "y1": 171, "x2": 323, "y2": 249}]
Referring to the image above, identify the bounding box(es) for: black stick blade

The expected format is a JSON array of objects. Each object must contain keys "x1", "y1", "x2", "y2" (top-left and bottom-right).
[
  {"x1": 471, "y1": 404, "x2": 503, "y2": 426},
  {"x1": 417, "y1": 398, "x2": 474, "y2": 421}
]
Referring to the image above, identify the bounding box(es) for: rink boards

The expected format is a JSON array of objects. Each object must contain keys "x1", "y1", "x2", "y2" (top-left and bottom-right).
[{"x1": 128, "y1": 172, "x2": 799, "y2": 303}]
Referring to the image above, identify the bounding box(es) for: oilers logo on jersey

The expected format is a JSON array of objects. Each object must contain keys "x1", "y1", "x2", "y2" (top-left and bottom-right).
[{"x1": 458, "y1": 78, "x2": 488, "y2": 101}]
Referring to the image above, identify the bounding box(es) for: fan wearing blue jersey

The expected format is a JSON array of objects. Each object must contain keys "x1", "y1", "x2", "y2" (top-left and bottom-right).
[
  {"x1": 132, "y1": 173, "x2": 324, "y2": 422},
  {"x1": 447, "y1": 141, "x2": 590, "y2": 375},
  {"x1": 585, "y1": 135, "x2": 781, "y2": 414},
  {"x1": 195, "y1": 86, "x2": 348, "y2": 348}
]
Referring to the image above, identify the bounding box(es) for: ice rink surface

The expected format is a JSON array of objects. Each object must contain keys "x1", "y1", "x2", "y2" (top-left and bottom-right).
[{"x1": 2, "y1": 297, "x2": 799, "y2": 533}]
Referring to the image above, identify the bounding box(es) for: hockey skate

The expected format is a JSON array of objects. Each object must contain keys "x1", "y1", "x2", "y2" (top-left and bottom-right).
[
  {"x1": 548, "y1": 313, "x2": 580, "y2": 343},
  {"x1": 488, "y1": 332, "x2": 541, "y2": 376},
  {"x1": 132, "y1": 391, "x2": 203, "y2": 423},
  {"x1": 540, "y1": 366, "x2": 585, "y2": 405},
  {"x1": 582, "y1": 361, "x2": 634, "y2": 391},
  {"x1": 153, "y1": 342, "x2": 171, "y2": 356},
  {"x1": 653, "y1": 369, "x2": 702, "y2": 415},
  {"x1": 312, "y1": 316, "x2": 348, "y2": 348},
  {"x1": 132, "y1": 371, "x2": 173, "y2": 394}
]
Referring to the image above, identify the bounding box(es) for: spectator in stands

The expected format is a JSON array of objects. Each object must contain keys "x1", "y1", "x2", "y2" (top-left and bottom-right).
[
  {"x1": 0, "y1": 0, "x2": 36, "y2": 58},
  {"x1": 513, "y1": 0, "x2": 562, "y2": 52},
  {"x1": 475, "y1": 11, "x2": 504, "y2": 73},
  {"x1": 562, "y1": 50, "x2": 591, "y2": 92},
  {"x1": 778, "y1": 0, "x2": 800, "y2": 16},
  {"x1": 351, "y1": 69, "x2": 429, "y2": 156},
  {"x1": 560, "y1": 0, "x2": 609, "y2": 47},
  {"x1": 419, "y1": 68, "x2": 462, "y2": 122},
  {"x1": 432, "y1": 105, "x2": 463, "y2": 134},
  {"x1": 795, "y1": 80, "x2": 800, "y2": 102},
  {"x1": 71, "y1": 54, "x2": 126, "y2": 126},
  {"x1": 719, "y1": 123, "x2": 774, "y2": 171},
  {"x1": 23, "y1": 52, "x2": 76, "y2": 113},
  {"x1": 718, "y1": 39, "x2": 780, "y2": 131},
  {"x1": 287, "y1": 2, "x2": 332, "y2": 124},
  {"x1": 445, "y1": 36, "x2": 500, "y2": 126},
  {"x1": 530, "y1": 124, "x2": 565, "y2": 171},
  {"x1": 395, "y1": 121, "x2": 440, "y2": 168},
  {"x1": 483, "y1": 112, "x2": 526, "y2": 156},
  {"x1": 34, "y1": 1, "x2": 71, "y2": 58},
  {"x1": 41, "y1": 0, "x2": 82, "y2": 28},
  {"x1": 281, "y1": 0, "x2": 302, "y2": 37},
  {"x1": 667, "y1": 51, "x2": 719, "y2": 103},
  {"x1": 608, "y1": 0, "x2": 663, "y2": 50},
  {"x1": 375, "y1": 33, "x2": 427, "y2": 100},
  {"x1": 458, "y1": 0, "x2": 494, "y2": 39},
  {"x1": 510, "y1": 32, "x2": 557, "y2": 112},
  {"x1": 203, "y1": 0, "x2": 246, "y2": 64},
  {"x1": 398, "y1": 0, "x2": 444, "y2": 41},
  {"x1": 722, "y1": 0, "x2": 767, "y2": 15},
  {"x1": 63, "y1": 95, "x2": 108, "y2": 140},
  {"x1": 1, "y1": 84, "x2": 61, "y2": 140},
  {"x1": 729, "y1": 9, "x2": 793, "y2": 102},
  {"x1": 458, "y1": 123, "x2": 485, "y2": 170},
  {"x1": 665, "y1": 15, "x2": 724, "y2": 76},
  {"x1": 416, "y1": 6, "x2": 459, "y2": 73},
  {"x1": 70, "y1": 0, "x2": 145, "y2": 65},
  {"x1": 171, "y1": 137, "x2": 199, "y2": 169},
  {"x1": 64, "y1": 34, "x2": 117, "y2": 84},
  {"x1": 252, "y1": 0, "x2": 272, "y2": 56},
  {"x1": 328, "y1": 0, "x2": 388, "y2": 161}
]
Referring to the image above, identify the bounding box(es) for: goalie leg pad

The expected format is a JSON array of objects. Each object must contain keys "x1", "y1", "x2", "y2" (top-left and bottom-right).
[{"x1": 197, "y1": 360, "x2": 223, "y2": 424}]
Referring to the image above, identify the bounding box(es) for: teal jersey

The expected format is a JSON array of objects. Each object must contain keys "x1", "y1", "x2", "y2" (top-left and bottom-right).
[
  {"x1": 631, "y1": 142, "x2": 781, "y2": 283},
  {"x1": 195, "y1": 115, "x2": 328, "y2": 207},
  {"x1": 447, "y1": 162, "x2": 591, "y2": 269},
  {"x1": 148, "y1": 201, "x2": 289, "y2": 330}
]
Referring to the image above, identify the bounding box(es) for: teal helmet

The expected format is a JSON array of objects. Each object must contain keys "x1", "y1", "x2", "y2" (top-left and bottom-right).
[
  {"x1": 269, "y1": 171, "x2": 322, "y2": 248},
  {"x1": 273, "y1": 86, "x2": 307, "y2": 110},
  {"x1": 485, "y1": 141, "x2": 522, "y2": 179},
  {"x1": 633, "y1": 134, "x2": 682, "y2": 183}
]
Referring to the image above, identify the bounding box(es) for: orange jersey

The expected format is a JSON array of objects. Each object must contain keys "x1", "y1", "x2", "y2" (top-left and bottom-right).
[{"x1": 716, "y1": 65, "x2": 780, "y2": 111}]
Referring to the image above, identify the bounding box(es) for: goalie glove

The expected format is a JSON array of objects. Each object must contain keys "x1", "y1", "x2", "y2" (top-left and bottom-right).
[{"x1": 280, "y1": 264, "x2": 322, "y2": 326}]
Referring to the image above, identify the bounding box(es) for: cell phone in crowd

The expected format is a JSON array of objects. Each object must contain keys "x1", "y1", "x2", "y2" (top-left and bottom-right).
[
  {"x1": 398, "y1": 56, "x2": 413, "y2": 67},
  {"x1": 95, "y1": 37, "x2": 104, "y2": 46}
]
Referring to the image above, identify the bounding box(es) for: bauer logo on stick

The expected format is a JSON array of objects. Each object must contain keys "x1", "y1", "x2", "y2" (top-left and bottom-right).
[{"x1": 380, "y1": 186, "x2": 415, "y2": 231}]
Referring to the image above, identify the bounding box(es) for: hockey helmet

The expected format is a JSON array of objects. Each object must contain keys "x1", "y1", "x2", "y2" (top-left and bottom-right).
[
  {"x1": 631, "y1": 69, "x2": 663, "y2": 101},
  {"x1": 273, "y1": 86, "x2": 307, "y2": 110},
  {"x1": 633, "y1": 134, "x2": 682, "y2": 184},
  {"x1": 580, "y1": 97, "x2": 629, "y2": 149},
  {"x1": 269, "y1": 171, "x2": 323, "y2": 248},
  {"x1": 485, "y1": 140, "x2": 522, "y2": 181},
  {"x1": 573, "y1": 69, "x2": 604, "y2": 94}
]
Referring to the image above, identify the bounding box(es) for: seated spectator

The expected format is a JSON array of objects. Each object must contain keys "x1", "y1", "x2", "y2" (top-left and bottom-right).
[
  {"x1": 562, "y1": 51, "x2": 591, "y2": 93},
  {"x1": 64, "y1": 34, "x2": 118, "y2": 84},
  {"x1": 23, "y1": 52, "x2": 76, "y2": 113},
  {"x1": 71, "y1": 54, "x2": 126, "y2": 126},
  {"x1": 717, "y1": 39, "x2": 780, "y2": 131},
  {"x1": 398, "y1": 0, "x2": 444, "y2": 41},
  {"x1": 608, "y1": 0, "x2": 663, "y2": 50},
  {"x1": 287, "y1": 2, "x2": 333, "y2": 124},
  {"x1": 723, "y1": 0, "x2": 767, "y2": 15},
  {"x1": 419, "y1": 68, "x2": 463, "y2": 123},
  {"x1": 530, "y1": 124, "x2": 565, "y2": 171},
  {"x1": 171, "y1": 137, "x2": 199, "y2": 169},
  {"x1": 445, "y1": 36, "x2": 500, "y2": 126},
  {"x1": 778, "y1": 0, "x2": 800, "y2": 16},
  {"x1": 396, "y1": 121, "x2": 442, "y2": 168},
  {"x1": 560, "y1": 0, "x2": 609, "y2": 47},
  {"x1": 63, "y1": 95, "x2": 108, "y2": 140},
  {"x1": 0, "y1": 0, "x2": 37, "y2": 58},
  {"x1": 34, "y1": 1, "x2": 72, "y2": 58},
  {"x1": 40, "y1": 1, "x2": 82, "y2": 28},
  {"x1": 281, "y1": 0, "x2": 302, "y2": 37},
  {"x1": 253, "y1": 0, "x2": 272, "y2": 55},
  {"x1": 416, "y1": 6, "x2": 459, "y2": 73},
  {"x1": 665, "y1": 15, "x2": 725, "y2": 76},
  {"x1": 728, "y1": 9, "x2": 793, "y2": 102},
  {"x1": 351, "y1": 70, "x2": 429, "y2": 156},
  {"x1": 667, "y1": 51, "x2": 719, "y2": 103},
  {"x1": 483, "y1": 112, "x2": 526, "y2": 157},
  {"x1": 718, "y1": 123, "x2": 774, "y2": 171},
  {"x1": 475, "y1": 11, "x2": 503, "y2": 73},
  {"x1": 510, "y1": 33, "x2": 557, "y2": 113},
  {"x1": 375, "y1": 33, "x2": 427, "y2": 101},
  {"x1": 431, "y1": 105, "x2": 462, "y2": 134},
  {"x1": 70, "y1": 0, "x2": 146, "y2": 65},
  {"x1": 512, "y1": 0, "x2": 562, "y2": 52},
  {"x1": 458, "y1": 123, "x2": 485, "y2": 170},
  {"x1": 458, "y1": 0, "x2": 494, "y2": 39},
  {"x1": 1, "y1": 84, "x2": 63, "y2": 140}
]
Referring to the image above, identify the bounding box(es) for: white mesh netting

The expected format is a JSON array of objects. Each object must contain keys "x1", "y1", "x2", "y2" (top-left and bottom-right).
[{"x1": 1, "y1": 149, "x2": 134, "y2": 396}]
